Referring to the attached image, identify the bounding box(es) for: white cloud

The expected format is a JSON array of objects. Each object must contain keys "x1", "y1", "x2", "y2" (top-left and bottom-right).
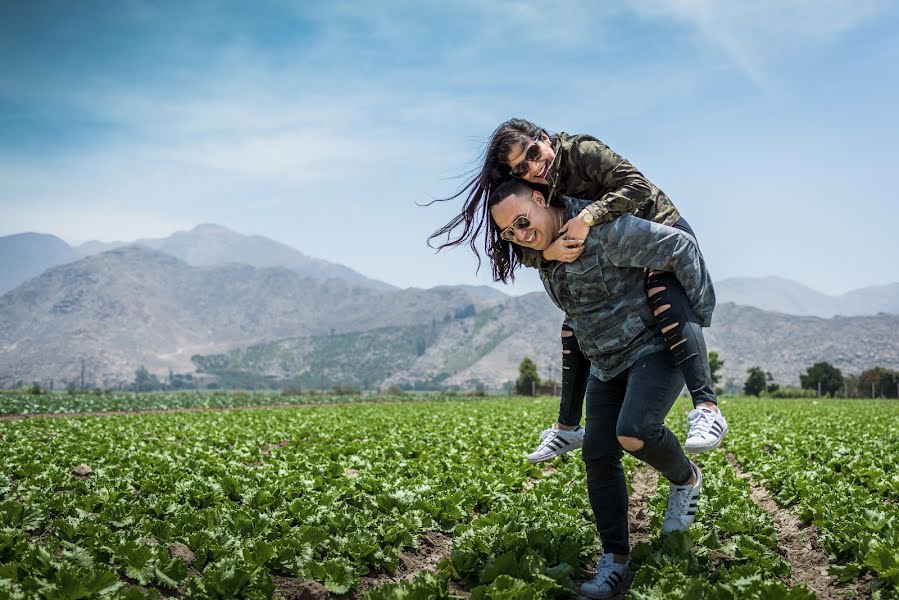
[{"x1": 627, "y1": 0, "x2": 890, "y2": 93}]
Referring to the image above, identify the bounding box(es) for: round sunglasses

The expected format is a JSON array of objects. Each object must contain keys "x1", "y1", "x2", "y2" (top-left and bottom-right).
[{"x1": 509, "y1": 136, "x2": 543, "y2": 177}]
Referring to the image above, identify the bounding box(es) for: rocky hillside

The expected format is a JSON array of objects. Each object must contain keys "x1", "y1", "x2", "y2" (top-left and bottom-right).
[
  {"x1": 0, "y1": 246, "x2": 495, "y2": 388},
  {"x1": 1, "y1": 246, "x2": 897, "y2": 390}
]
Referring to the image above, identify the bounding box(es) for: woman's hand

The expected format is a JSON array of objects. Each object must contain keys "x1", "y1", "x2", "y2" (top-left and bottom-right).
[{"x1": 542, "y1": 221, "x2": 585, "y2": 263}]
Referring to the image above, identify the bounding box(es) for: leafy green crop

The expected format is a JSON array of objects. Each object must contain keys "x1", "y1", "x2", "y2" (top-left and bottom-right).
[
  {"x1": 723, "y1": 397, "x2": 899, "y2": 594},
  {"x1": 0, "y1": 395, "x2": 879, "y2": 598}
]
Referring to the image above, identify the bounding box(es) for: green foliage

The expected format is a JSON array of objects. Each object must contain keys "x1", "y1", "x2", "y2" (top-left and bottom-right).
[
  {"x1": 133, "y1": 366, "x2": 161, "y2": 393},
  {"x1": 858, "y1": 366, "x2": 899, "y2": 398},
  {"x1": 743, "y1": 367, "x2": 768, "y2": 396},
  {"x1": 768, "y1": 387, "x2": 818, "y2": 399},
  {"x1": 516, "y1": 357, "x2": 540, "y2": 396},
  {"x1": 799, "y1": 361, "x2": 843, "y2": 397},
  {"x1": 724, "y1": 396, "x2": 899, "y2": 591},
  {"x1": 708, "y1": 352, "x2": 724, "y2": 386},
  {"x1": 0, "y1": 394, "x2": 888, "y2": 597}
]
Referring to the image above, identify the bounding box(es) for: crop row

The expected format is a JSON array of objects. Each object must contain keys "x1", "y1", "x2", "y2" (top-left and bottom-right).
[
  {"x1": 0, "y1": 391, "x2": 483, "y2": 416},
  {"x1": 0, "y1": 399, "x2": 607, "y2": 598},
  {"x1": 724, "y1": 397, "x2": 899, "y2": 593},
  {"x1": 1, "y1": 396, "x2": 868, "y2": 598}
]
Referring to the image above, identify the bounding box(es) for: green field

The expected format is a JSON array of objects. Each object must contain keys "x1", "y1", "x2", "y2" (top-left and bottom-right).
[{"x1": 0, "y1": 395, "x2": 896, "y2": 598}]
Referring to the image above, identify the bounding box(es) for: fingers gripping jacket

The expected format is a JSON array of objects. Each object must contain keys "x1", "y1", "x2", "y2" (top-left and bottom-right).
[{"x1": 645, "y1": 271, "x2": 698, "y2": 366}]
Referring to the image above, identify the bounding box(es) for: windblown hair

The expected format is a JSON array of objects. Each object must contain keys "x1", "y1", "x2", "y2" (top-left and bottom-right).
[{"x1": 426, "y1": 118, "x2": 550, "y2": 283}]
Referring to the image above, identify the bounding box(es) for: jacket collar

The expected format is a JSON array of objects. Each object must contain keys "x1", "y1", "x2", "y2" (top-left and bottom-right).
[{"x1": 545, "y1": 132, "x2": 568, "y2": 204}]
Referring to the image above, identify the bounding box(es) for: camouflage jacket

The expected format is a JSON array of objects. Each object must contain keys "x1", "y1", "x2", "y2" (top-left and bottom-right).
[
  {"x1": 521, "y1": 132, "x2": 681, "y2": 267},
  {"x1": 547, "y1": 132, "x2": 680, "y2": 226},
  {"x1": 537, "y1": 197, "x2": 715, "y2": 381}
]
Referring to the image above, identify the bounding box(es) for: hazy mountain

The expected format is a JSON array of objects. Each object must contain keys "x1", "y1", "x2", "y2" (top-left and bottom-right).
[
  {"x1": 715, "y1": 276, "x2": 899, "y2": 317},
  {"x1": 0, "y1": 246, "x2": 492, "y2": 388},
  {"x1": 704, "y1": 303, "x2": 899, "y2": 390},
  {"x1": 194, "y1": 298, "x2": 899, "y2": 392},
  {"x1": 0, "y1": 233, "x2": 77, "y2": 294},
  {"x1": 426, "y1": 285, "x2": 509, "y2": 302},
  {"x1": 75, "y1": 224, "x2": 396, "y2": 291},
  {"x1": 2, "y1": 246, "x2": 898, "y2": 391}
]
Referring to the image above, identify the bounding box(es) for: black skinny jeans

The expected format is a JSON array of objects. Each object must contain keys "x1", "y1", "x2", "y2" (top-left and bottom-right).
[
  {"x1": 557, "y1": 218, "x2": 716, "y2": 426},
  {"x1": 581, "y1": 351, "x2": 694, "y2": 556}
]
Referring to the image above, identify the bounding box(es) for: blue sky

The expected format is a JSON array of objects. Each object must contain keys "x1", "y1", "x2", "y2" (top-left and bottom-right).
[{"x1": 1, "y1": 0, "x2": 897, "y2": 295}]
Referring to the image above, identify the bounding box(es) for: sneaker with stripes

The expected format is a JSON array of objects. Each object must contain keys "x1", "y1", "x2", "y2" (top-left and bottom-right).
[
  {"x1": 662, "y1": 461, "x2": 702, "y2": 534},
  {"x1": 579, "y1": 553, "x2": 634, "y2": 599},
  {"x1": 684, "y1": 407, "x2": 729, "y2": 453},
  {"x1": 526, "y1": 425, "x2": 584, "y2": 464}
]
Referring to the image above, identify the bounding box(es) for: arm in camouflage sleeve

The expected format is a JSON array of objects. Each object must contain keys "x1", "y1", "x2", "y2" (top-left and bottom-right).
[
  {"x1": 573, "y1": 138, "x2": 654, "y2": 224},
  {"x1": 599, "y1": 215, "x2": 714, "y2": 325}
]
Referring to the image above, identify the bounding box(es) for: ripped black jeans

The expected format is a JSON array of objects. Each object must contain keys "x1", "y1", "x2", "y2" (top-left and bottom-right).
[
  {"x1": 557, "y1": 218, "x2": 716, "y2": 427},
  {"x1": 582, "y1": 351, "x2": 694, "y2": 556}
]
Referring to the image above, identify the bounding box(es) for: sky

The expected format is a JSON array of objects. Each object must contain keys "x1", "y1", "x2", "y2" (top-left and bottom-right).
[{"x1": 1, "y1": 0, "x2": 898, "y2": 296}]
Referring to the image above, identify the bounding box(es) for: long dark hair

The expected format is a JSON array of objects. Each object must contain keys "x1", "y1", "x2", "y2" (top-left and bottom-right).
[{"x1": 426, "y1": 118, "x2": 549, "y2": 283}]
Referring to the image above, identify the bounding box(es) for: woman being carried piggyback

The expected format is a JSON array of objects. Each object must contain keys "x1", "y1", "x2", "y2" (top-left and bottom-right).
[{"x1": 429, "y1": 118, "x2": 728, "y2": 462}]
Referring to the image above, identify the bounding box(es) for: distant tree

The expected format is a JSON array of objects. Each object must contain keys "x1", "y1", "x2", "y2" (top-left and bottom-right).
[
  {"x1": 332, "y1": 384, "x2": 360, "y2": 396},
  {"x1": 744, "y1": 367, "x2": 776, "y2": 396},
  {"x1": 517, "y1": 357, "x2": 541, "y2": 396},
  {"x1": 133, "y1": 366, "x2": 161, "y2": 392},
  {"x1": 708, "y1": 352, "x2": 724, "y2": 386},
  {"x1": 858, "y1": 366, "x2": 899, "y2": 398},
  {"x1": 799, "y1": 362, "x2": 843, "y2": 397}
]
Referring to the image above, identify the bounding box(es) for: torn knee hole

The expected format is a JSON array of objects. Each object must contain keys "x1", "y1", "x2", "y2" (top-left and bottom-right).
[
  {"x1": 661, "y1": 322, "x2": 679, "y2": 334},
  {"x1": 670, "y1": 339, "x2": 687, "y2": 350},
  {"x1": 647, "y1": 286, "x2": 666, "y2": 297},
  {"x1": 563, "y1": 349, "x2": 571, "y2": 354},
  {"x1": 617, "y1": 436, "x2": 645, "y2": 451},
  {"x1": 561, "y1": 330, "x2": 574, "y2": 338},
  {"x1": 653, "y1": 304, "x2": 672, "y2": 316}
]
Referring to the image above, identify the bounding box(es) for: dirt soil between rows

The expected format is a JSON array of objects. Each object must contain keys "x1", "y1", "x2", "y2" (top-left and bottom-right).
[
  {"x1": 725, "y1": 452, "x2": 872, "y2": 600},
  {"x1": 272, "y1": 531, "x2": 458, "y2": 600}
]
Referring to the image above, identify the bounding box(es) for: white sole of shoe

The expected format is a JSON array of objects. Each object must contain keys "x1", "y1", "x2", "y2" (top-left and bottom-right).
[
  {"x1": 580, "y1": 568, "x2": 634, "y2": 599},
  {"x1": 527, "y1": 446, "x2": 577, "y2": 464}
]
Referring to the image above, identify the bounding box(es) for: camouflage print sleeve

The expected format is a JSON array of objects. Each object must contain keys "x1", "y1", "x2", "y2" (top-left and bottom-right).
[
  {"x1": 573, "y1": 139, "x2": 654, "y2": 224},
  {"x1": 599, "y1": 215, "x2": 715, "y2": 325}
]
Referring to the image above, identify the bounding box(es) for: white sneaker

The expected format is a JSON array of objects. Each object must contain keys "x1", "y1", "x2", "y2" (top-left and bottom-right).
[
  {"x1": 662, "y1": 462, "x2": 701, "y2": 534},
  {"x1": 580, "y1": 553, "x2": 634, "y2": 599},
  {"x1": 526, "y1": 425, "x2": 584, "y2": 464},
  {"x1": 684, "y1": 407, "x2": 728, "y2": 453}
]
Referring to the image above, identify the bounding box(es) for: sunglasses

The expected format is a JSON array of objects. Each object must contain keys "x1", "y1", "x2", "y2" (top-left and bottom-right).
[
  {"x1": 509, "y1": 135, "x2": 542, "y2": 177},
  {"x1": 498, "y1": 203, "x2": 531, "y2": 242}
]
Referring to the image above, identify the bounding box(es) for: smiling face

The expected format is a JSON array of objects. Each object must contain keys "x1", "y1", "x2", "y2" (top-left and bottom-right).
[
  {"x1": 506, "y1": 132, "x2": 556, "y2": 184},
  {"x1": 490, "y1": 188, "x2": 560, "y2": 251}
]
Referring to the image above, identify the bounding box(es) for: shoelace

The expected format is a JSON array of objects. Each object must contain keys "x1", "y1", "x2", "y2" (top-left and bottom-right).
[
  {"x1": 666, "y1": 484, "x2": 693, "y2": 518},
  {"x1": 536, "y1": 430, "x2": 561, "y2": 452},
  {"x1": 688, "y1": 409, "x2": 716, "y2": 436},
  {"x1": 591, "y1": 555, "x2": 616, "y2": 586}
]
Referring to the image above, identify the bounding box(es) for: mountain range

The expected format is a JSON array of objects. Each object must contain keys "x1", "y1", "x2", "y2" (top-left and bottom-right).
[
  {"x1": 1, "y1": 225, "x2": 897, "y2": 391},
  {"x1": 0, "y1": 225, "x2": 393, "y2": 296}
]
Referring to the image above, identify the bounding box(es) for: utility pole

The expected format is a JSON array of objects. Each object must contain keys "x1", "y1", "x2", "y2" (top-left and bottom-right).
[
  {"x1": 81, "y1": 359, "x2": 85, "y2": 392},
  {"x1": 817, "y1": 381, "x2": 822, "y2": 397}
]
